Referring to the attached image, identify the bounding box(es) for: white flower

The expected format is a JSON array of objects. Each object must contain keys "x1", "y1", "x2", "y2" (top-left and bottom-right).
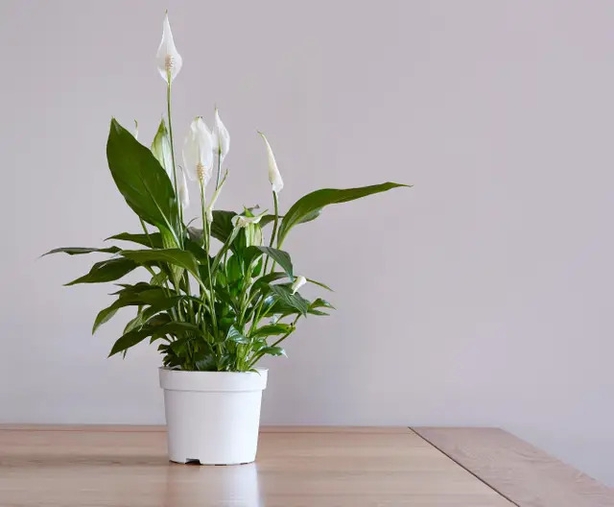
[
  {"x1": 212, "y1": 108, "x2": 230, "y2": 163},
  {"x1": 133, "y1": 120, "x2": 139, "y2": 141},
  {"x1": 156, "y1": 12, "x2": 183, "y2": 84},
  {"x1": 232, "y1": 214, "x2": 263, "y2": 228},
  {"x1": 258, "y1": 132, "x2": 284, "y2": 194},
  {"x1": 232, "y1": 213, "x2": 264, "y2": 247},
  {"x1": 177, "y1": 166, "x2": 189, "y2": 209},
  {"x1": 291, "y1": 275, "x2": 307, "y2": 295},
  {"x1": 151, "y1": 119, "x2": 173, "y2": 179},
  {"x1": 182, "y1": 117, "x2": 214, "y2": 186}
]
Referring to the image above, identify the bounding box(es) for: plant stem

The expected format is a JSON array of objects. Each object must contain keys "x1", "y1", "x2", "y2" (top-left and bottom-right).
[
  {"x1": 263, "y1": 191, "x2": 279, "y2": 275},
  {"x1": 138, "y1": 218, "x2": 153, "y2": 248},
  {"x1": 247, "y1": 315, "x2": 300, "y2": 369},
  {"x1": 200, "y1": 182, "x2": 219, "y2": 339},
  {"x1": 166, "y1": 82, "x2": 183, "y2": 238},
  {"x1": 199, "y1": 183, "x2": 208, "y2": 251},
  {"x1": 270, "y1": 191, "x2": 279, "y2": 249},
  {"x1": 215, "y1": 148, "x2": 222, "y2": 189},
  {"x1": 269, "y1": 315, "x2": 300, "y2": 348}
]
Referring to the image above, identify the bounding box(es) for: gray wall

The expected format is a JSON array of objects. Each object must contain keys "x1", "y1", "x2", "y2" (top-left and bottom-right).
[{"x1": 1, "y1": 0, "x2": 613, "y2": 486}]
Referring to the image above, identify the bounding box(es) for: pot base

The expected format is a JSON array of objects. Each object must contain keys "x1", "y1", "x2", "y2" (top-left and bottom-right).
[{"x1": 170, "y1": 458, "x2": 255, "y2": 466}]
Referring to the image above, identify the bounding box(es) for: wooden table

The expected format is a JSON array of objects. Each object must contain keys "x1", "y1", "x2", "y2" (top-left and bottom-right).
[{"x1": 0, "y1": 426, "x2": 612, "y2": 506}]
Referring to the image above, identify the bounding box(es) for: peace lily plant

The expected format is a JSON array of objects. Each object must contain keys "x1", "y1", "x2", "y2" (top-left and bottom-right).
[{"x1": 45, "y1": 13, "x2": 408, "y2": 464}]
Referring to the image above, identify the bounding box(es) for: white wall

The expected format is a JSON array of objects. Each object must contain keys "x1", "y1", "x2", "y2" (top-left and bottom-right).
[{"x1": 1, "y1": 0, "x2": 613, "y2": 486}]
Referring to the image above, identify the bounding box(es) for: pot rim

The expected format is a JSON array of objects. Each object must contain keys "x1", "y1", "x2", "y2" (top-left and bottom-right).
[
  {"x1": 159, "y1": 366, "x2": 268, "y2": 375},
  {"x1": 159, "y1": 367, "x2": 268, "y2": 392}
]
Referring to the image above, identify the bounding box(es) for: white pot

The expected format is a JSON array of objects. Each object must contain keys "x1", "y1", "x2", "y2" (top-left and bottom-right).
[{"x1": 159, "y1": 367, "x2": 268, "y2": 465}]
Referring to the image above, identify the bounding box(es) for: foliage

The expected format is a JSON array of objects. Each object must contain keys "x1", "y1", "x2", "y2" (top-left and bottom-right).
[{"x1": 44, "y1": 16, "x2": 409, "y2": 371}]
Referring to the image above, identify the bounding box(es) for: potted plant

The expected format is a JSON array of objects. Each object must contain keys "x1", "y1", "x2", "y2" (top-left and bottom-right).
[{"x1": 44, "y1": 13, "x2": 409, "y2": 465}]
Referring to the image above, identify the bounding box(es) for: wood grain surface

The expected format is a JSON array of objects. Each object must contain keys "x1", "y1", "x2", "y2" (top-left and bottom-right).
[
  {"x1": 413, "y1": 427, "x2": 614, "y2": 507},
  {"x1": 0, "y1": 426, "x2": 511, "y2": 507}
]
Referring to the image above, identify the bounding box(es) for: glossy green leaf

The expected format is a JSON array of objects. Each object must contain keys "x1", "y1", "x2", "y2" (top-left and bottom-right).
[
  {"x1": 153, "y1": 321, "x2": 201, "y2": 337},
  {"x1": 254, "y1": 247, "x2": 293, "y2": 279},
  {"x1": 109, "y1": 327, "x2": 153, "y2": 357},
  {"x1": 106, "y1": 232, "x2": 163, "y2": 249},
  {"x1": 120, "y1": 249, "x2": 200, "y2": 277},
  {"x1": 307, "y1": 278, "x2": 333, "y2": 291},
  {"x1": 183, "y1": 237, "x2": 210, "y2": 263},
  {"x1": 93, "y1": 288, "x2": 181, "y2": 334},
  {"x1": 123, "y1": 312, "x2": 145, "y2": 335},
  {"x1": 242, "y1": 246, "x2": 265, "y2": 269},
  {"x1": 249, "y1": 272, "x2": 288, "y2": 296},
  {"x1": 258, "y1": 214, "x2": 276, "y2": 228},
  {"x1": 259, "y1": 346, "x2": 286, "y2": 357},
  {"x1": 106, "y1": 118, "x2": 180, "y2": 242},
  {"x1": 225, "y1": 254, "x2": 242, "y2": 284},
  {"x1": 42, "y1": 246, "x2": 120, "y2": 257},
  {"x1": 109, "y1": 320, "x2": 201, "y2": 357},
  {"x1": 65, "y1": 258, "x2": 139, "y2": 286},
  {"x1": 251, "y1": 323, "x2": 293, "y2": 338},
  {"x1": 210, "y1": 210, "x2": 237, "y2": 243},
  {"x1": 268, "y1": 284, "x2": 309, "y2": 316},
  {"x1": 259, "y1": 211, "x2": 319, "y2": 229},
  {"x1": 227, "y1": 325, "x2": 249, "y2": 344},
  {"x1": 93, "y1": 308, "x2": 120, "y2": 334},
  {"x1": 92, "y1": 306, "x2": 120, "y2": 334},
  {"x1": 308, "y1": 298, "x2": 335, "y2": 316},
  {"x1": 111, "y1": 282, "x2": 162, "y2": 297},
  {"x1": 277, "y1": 182, "x2": 409, "y2": 246},
  {"x1": 150, "y1": 270, "x2": 168, "y2": 286}
]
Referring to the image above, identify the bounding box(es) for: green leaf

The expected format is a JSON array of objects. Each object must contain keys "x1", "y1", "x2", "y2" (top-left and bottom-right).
[
  {"x1": 277, "y1": 182, "x2": 410, "y2": 246},
  {"x1": 111, "y1": 282, "x2": 161, "y2": 297},
  {"x1": 184, "y1": 237, "x2": 210, "y2": 263},
  {"x1": 42, "y1": 246, "x2": 121, "y2": 257},
  {"x1": 150, "y1": 270, "x2": 168, "y2": 286},
  {"x1": 269, "y1": 284, "x2": 309, "y2": 316},
  {"x1": 227, "y1": 325, "x2": 249, "y2": 344},
  {"x1": 211, "y1": 228, "x2": 240, "y2": 274},
  {"x1": 242, "y1": 246, "x2": 265, "y2": 269},
  {"x1": 106, "y1": 118, "x2": 180, "y2": 242},
  {"x1": 259, "y1": 346, "x2": 286, "y2": 357},
  {"x1": 153, "y1": 321, "x2": 201, "y2": 337},
  {"x1": 92, "y1": 306, "x2": 120, "y2": 334},
  {"x1": 109, "y1": 328, "x2": 152, "y2": 357},
  {"x1": 251, "y1": 323, "x2": 293, "y2": 339},
  {"x1": 307, "y1": 278, "x2": 333, "y2": 291},
  {"x1": 225, "y1": 253, "x2": 242, "y2": 284},
  {"x1": 296, "y1": 209, "x2": 322, "y2": 224},
  {"x1": 92, "y1": 307, "x2": 120, "y2": 334},
  {"x1": 123, "y1": 312, "x2": 146, "y2": 335},
  {"x1": 250, "y1": 272, "x2": 289, "y2": 297},
  {"x1": 254, "y1": 247, "x2": 293, "y2": 279},
  {"x1": 109, "y1": 320, "x2": 201, "y2": 357},
  {"x1": 258, "y1": 214, "x2": 277, "y2": 228},
  {"x1": 210, "y1": 210, "x2": 237, "y2": 243},
  {"x1": 308, "y1": 298, "x2": 335, "y2": 316},
  {"x1": 106, "y1": 232, "x2": 163, "y2": 249},
  {"x1": 259, "y1": 212, "x2": 318, "y2": 228},
  {"x1": 120, "y1": 249, "x2": 200, "y2": 277},
  {"x1": 93, "y1": 288, "x2": 181, "y2": 334},
  {"x1": 65, "y1": 258, "x2": 139, "y2": 286}
]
